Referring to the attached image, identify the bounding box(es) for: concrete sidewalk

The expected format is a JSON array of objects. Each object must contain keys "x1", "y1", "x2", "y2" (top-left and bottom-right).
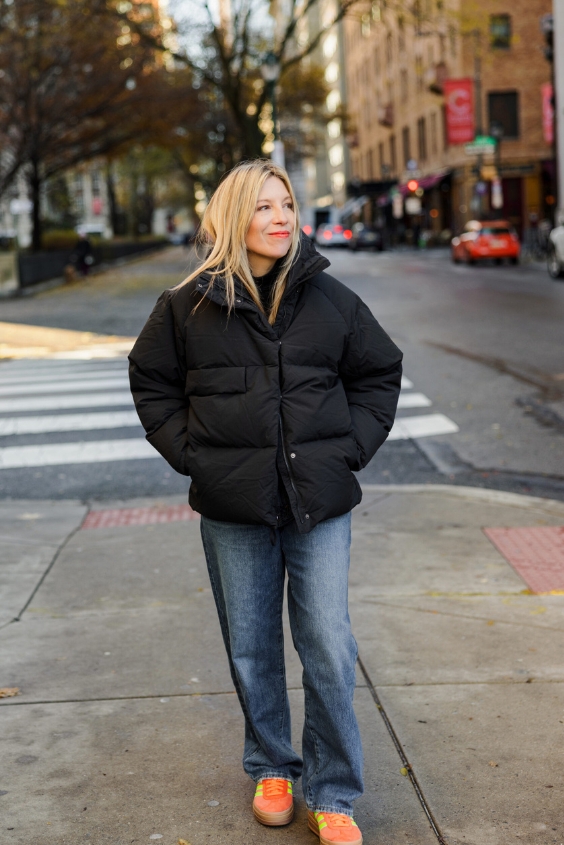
[{"x1": 1, "y1": 485, "x2": 563, "y2": 845}]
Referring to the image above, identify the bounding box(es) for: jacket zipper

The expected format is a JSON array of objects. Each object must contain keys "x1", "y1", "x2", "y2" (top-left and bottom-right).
[
  {"x1": 278, "y1": 342, "x2": 304, "y2": 524},
  {"x1": 278, "y1": 412, "x2": 303, "y2": 524}
]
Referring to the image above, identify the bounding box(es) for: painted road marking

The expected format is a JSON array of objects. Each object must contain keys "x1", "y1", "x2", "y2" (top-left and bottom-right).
[
  {"x1": 0, "y1": 391, "x2": 134, "y2": 413},
  {"x1": 0, "y1": 438, "x2": 158, "y2": 469},
  {"x1": 0, "y1": 411, "x2": 140, "y2": 437},
  {"x1": 397, "y1": 392, "x2": 432, "y2": 409},
  {"x1": 0, "y1": 368, "x2": 127, "y2": 386},
  {"x1": 0, "y1": 377, "x2": 130, "y2": 396},
  {"x1": 401, "y1": 376, "x2": 413, "y2": 389},
  {"x1": 389, "y1": 413, "x2": 459, "y2": 441}
]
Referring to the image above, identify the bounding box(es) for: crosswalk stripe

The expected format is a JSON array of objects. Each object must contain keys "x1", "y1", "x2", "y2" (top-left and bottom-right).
[
  {"x1": 389, "y1": 413, "x2": 459, "y2": 441},
  {"x1": 0, "y1": 368, "x2": 127, "y2": 387},
  {"x1": 0, "y1": 411, "x2": 141, "y2": 436},
  {"x1": 397, "y1": 392, "x2": 432, "y2": 409},
  {"x1": 401, "y1": 376, "x2": 413, "y2": 389},
  {"x1": 0, "y1": 391, "x2": 134, "y2": 413},
  {"x1": 0, "y1": 438, "x2": 158, "y2": 469},
  {"x1": 0, "y1": 377, "x2": 130, "y2": 397}
]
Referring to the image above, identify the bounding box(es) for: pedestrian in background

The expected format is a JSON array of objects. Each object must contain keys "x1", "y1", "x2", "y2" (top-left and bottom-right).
[{"x1": 129, "y1": 160, "x2": 402, "y2": 844}]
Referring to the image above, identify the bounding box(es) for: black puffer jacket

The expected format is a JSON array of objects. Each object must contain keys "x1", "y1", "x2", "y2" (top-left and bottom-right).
[{"x1": 129, "y1": 236, "x2": 402, "y2": 533}]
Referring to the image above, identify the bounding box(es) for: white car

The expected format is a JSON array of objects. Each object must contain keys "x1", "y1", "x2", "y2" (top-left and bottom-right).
[{"x1": 547, "y1": 225, "x2": 564, "y2": 279}]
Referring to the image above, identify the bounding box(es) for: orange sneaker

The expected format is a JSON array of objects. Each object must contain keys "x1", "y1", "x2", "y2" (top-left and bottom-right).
[
  {"x1": 308, "y1": 810, "x2": 363, "y2": 844},
  {"x1": 252, "y1": 778, "x2": 294, "y2": 826}
]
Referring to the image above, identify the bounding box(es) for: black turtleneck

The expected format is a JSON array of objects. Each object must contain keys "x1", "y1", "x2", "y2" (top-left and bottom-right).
[{"x1": 252, "y1": 260, "x2": 282, "y2": 310}]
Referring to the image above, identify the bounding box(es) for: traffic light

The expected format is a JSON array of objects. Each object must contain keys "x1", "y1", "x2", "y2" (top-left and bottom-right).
[
  {"x1": 540, "y1": 13, "x2": 553, "y2": 62},
  {"x1": 407, "y1": 179, "x2": 419, "y2": 192}
]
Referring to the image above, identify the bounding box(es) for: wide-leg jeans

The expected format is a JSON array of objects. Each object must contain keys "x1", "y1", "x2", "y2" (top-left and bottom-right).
[{"x1": 200, "y1": 511, "x2": 363, "y2": 815}]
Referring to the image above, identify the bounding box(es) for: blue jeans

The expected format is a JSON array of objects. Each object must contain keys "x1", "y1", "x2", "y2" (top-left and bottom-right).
[{"x1": 200, "y1": 512, "x2": 363, "y2": 815}]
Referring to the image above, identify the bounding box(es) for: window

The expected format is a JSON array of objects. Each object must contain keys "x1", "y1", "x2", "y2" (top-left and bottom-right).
[
  {"x1": 415, "y1": 57, "x2": 423, "y2": 92},
  {"x1": 400, "y1": 69, "x2": 408, "y2": 101},
  {"x1": 430, "y1": 112, "x2": 438, "y2": 155},
  {"x1": 379, "y1": 142, "x2": 385, "y2": 176},
  {"x1": 441, "y1": 104, "x2": 448, "y2": 149},
  {"x1": 490, "y1": 14, "x2": 511, "y2": 49},
  {"x1": 368, "y1": 149, "x2": 374, "y2": 179},
  {"x1": 402, "y1": 126, "x2": 411, "y2": 167},
  {"x1": 488, "y1": 91, "x2": 519, "y2": 139},
  {"x1": 417, "y1": 117, "x2": 427, "y2": 162},
  {"x1": 390, "y1": 134, "x2": 397, "y2": 173}
]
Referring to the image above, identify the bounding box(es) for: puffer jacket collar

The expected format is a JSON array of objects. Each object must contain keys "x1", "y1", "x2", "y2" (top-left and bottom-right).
[{"x1": 196, "y1": 233, "x2": 330, "y2": 315}]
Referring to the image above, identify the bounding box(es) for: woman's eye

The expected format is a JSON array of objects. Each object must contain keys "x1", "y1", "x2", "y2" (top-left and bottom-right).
[{"x1": 258, "y1": 204, "x2": 270, "y2": 211}]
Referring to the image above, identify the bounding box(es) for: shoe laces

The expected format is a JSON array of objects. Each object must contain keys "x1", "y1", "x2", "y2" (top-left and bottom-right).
[
  {"x1": 263, "y1": 779, "x2": 288, "y2": 798},
  {"x1": 325, "y1": 813, "x2": 354, "y2": 827}
]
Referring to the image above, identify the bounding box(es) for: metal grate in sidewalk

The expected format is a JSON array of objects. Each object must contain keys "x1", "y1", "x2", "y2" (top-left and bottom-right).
[
  {"x1": 82, "y1": 504, "x2": 199, "y2": 529},
  {"x1": 483, "y1": 526, "x2": 564, "y2": 594}
]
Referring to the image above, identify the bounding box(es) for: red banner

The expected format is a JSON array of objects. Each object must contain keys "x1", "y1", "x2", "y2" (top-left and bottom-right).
[
  {"x1": 541, "y1": 82, "x2": 554, "y2": 144},
  {"x1": 444, "y1": 78, "x2": 475, "y2": 145}
]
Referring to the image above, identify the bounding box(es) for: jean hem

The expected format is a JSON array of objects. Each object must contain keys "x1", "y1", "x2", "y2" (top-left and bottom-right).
[
  {"x1": 308, "y1": 805, "x2": 355, "y2": 817},
  {"x1": 254, "y1": 772, "x2": 296, "y2": 784}
]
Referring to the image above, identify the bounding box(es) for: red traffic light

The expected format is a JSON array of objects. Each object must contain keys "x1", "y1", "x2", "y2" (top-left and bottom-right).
[{"x1": 407, "y1": 179, "x2": 419, "y2": 192}]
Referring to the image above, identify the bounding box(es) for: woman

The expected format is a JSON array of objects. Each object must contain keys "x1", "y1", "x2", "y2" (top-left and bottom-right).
[{"x1": 129, "y1": 160, "x2": 402, "y2": 844}]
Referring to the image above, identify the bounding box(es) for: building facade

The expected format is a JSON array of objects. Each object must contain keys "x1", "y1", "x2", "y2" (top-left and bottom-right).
[{"x1": 342, "y1": 0, "x2": 554, "y2": 242}]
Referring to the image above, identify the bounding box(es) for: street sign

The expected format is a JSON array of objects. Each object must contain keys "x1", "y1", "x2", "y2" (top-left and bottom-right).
[{"x1": 465, "y1": 135, "x2": 496, "y2": 155}]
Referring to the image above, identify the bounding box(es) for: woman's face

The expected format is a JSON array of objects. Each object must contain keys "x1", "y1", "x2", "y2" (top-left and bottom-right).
[{"x1": 245, "y1": 176, "x2": 295, "y2": 275}]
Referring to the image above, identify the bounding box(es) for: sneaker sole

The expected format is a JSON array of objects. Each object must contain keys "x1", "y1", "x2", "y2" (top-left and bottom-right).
[
  {"x1": 253, "y1": 803, "x2": 294, "y2": 826},
  {"x1": 307, "y1": 812, "x2": 363, "y2": 845}
]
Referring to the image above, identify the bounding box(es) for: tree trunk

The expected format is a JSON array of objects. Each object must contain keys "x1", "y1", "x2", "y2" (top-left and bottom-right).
[
  {"x1": 105, "y1": 163, "x2": 119, "y2": 235},
  {"x1": 29, "y1": 156, "x2": 42, "y2": 252}
]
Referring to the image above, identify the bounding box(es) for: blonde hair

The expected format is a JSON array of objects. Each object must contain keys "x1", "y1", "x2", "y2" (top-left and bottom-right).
[{"x1": 178, "y1": 160, "x2": 301, "y2": 325}]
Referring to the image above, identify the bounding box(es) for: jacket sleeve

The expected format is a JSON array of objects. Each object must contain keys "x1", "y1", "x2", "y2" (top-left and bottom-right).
[
  {"x1": 339, "y1": 298, "x2": 403, "y2": 470},
  {"x1": 128, "y1": 291, "x2": 190, "y2": 476}
]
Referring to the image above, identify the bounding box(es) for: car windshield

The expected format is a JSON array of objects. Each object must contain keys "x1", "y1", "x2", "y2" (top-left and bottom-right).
[{"x1": 481, "y1": 227, "x2": 511, "y2": 235}]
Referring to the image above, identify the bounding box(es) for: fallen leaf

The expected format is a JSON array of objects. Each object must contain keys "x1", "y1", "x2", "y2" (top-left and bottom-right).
[
  {"x1": 487, "y1": 620, "x2": 495, "y2": 626},
  {"x1": 0, "y1": 687, "x2": 19, "y2": 698},
  {"x1": 489, "y1": 761, "x2": 498, "y2": 767},
  {"x1": 178, "y1": 840, "x2": 191, "y2": 845},
  {"x1": 400, "y1": 767, "x2": 409, "y2": 776}
]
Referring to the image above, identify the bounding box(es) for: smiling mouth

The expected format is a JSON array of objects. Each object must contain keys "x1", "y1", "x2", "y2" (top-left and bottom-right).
[{"x1": 270, "y1": 232, "x2": 290, "y2": 238}]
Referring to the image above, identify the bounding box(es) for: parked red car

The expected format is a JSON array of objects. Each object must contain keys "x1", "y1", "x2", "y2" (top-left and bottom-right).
[{"x1": 451, "y1": 220, "x2": 520, "y2": 265}]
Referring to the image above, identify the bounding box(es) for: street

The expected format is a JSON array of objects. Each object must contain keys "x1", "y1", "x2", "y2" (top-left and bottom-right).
[
  {"x1": 0, "y1": 246, "x2": 562, "y2": 501},
  {"x1": 2, "y1": 246, "x2": 564, "y2": 845}
]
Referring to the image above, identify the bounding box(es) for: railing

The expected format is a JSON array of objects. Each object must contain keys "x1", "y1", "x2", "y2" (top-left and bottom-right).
[{"x1": 17, "y1": 239, "x2": 169, "y2": 290}]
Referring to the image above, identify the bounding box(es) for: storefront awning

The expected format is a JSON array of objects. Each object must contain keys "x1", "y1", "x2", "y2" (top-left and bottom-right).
[
  {"x1": 399, "y1": 169, "x2": 451, "y2": 196},
  {"x1": 339, "y1": 195, "x2": 369, "y2": 219}
]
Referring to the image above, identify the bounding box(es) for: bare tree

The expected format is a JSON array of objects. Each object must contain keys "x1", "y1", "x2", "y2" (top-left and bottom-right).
[
  {"x1": 0, "y1": 0, "x2": 193, "y2": 249},
  {"x1": 115, "y1": 0, "x2": 360, "y2": 161}
]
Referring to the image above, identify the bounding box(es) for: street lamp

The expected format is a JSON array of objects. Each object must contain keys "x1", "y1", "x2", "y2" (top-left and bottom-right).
[
  {"x1": 489, "y1": 121, "x2": 504, "y2": 216},
  {"x1": 260, "y1": 51, "x2": 285, "y2": 168}
]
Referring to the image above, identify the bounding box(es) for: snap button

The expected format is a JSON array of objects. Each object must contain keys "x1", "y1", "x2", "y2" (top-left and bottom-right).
[
  {"x1": 305, "y1": 514, "x2": 310, "y2": 519},
  {"x1": 236, "y1": 298, "x2": 241, "y2": 303},
  {"x1": 290, "y1": 453, "x2": 296, "y2": 459}
]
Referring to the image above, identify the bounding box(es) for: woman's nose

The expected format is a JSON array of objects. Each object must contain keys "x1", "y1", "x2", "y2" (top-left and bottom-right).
[{"x1": 272, "y1": 204, "x2": 288, "y2": 223}]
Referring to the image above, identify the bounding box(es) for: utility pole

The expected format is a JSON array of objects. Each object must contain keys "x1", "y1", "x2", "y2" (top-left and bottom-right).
[{"x1": 554, "y1": 0, "x2": 564, "y2": 224}]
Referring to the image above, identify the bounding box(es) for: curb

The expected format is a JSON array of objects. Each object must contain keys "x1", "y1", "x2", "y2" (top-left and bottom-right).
[{"x1": 361, "y1": 483, "x2": 564, "y2": 515}]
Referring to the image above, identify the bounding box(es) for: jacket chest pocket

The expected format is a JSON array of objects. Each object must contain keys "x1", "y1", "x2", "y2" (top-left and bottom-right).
[{"x1": 185, "y1": 366, "x2": 247, "y2": 396}]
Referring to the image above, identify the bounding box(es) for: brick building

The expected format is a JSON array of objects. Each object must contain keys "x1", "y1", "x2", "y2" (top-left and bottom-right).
[{"x1": 342, "y1": 0, "x2": 555, "y2": 241}]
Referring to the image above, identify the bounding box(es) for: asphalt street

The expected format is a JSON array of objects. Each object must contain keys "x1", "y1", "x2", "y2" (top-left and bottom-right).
[{"x1": 0, "y1": 245, "x2": 563, "y2": 501}]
